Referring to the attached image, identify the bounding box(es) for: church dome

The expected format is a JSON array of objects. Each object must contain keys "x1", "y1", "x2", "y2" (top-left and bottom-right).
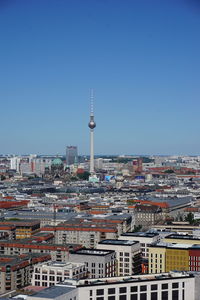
[{"x1": 52, "y1": 158, "x2": 63, "y2": 166}]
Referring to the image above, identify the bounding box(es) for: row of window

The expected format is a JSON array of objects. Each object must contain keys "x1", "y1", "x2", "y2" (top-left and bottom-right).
[
  {"x1": 90, "y1": 282, "x2": 182, "y2": 296},
  {"x1": 92, "y1": 289, "x2": 182, "y2": 300}
]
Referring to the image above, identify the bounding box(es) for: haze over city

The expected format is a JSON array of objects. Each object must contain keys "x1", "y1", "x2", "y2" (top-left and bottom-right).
[{"x1": 0, "y1": 0, "x2": 200, "y2": 155}]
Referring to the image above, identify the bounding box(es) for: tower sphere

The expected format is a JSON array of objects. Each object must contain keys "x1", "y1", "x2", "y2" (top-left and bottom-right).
[{"x1": 88, "y1": 121, "x2": 96, "y2": 129}]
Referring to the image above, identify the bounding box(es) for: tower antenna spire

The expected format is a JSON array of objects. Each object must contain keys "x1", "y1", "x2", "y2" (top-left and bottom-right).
[{"x1": 90, "y1": 89, "x2": 94, "y2": 116}]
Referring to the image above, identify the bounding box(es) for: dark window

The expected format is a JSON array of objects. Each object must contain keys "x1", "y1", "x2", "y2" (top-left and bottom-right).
[
  {"x1": 119, "y1": 287, "x2": 127, "y2": 293},
  {"x1": 151, "y1": 284, "x2": 157, "y2": 290},
  {"x1": 182, "y1": 282, "x2": 185, "y2": 288},
  {"x1": 172, "y1": 283, "x2": 179, "y2": 289},
  {"x1": 131, "y1": 295, "x2": 137, "y2": 300},
  {"x1": 108, "y1": 288, "x2": 115, "y2": 294},
  {"x1": 151, "y1": 292, "x2": 157, "y2": 300},
  {"x1": 140, "y1": 294, "x2": 147, "y2": 300},
  {"x1": 119, "y1": 296, "x2": 127, "y2": 300},
  {"x1": 108, "y1": 297, "x2": 115, "y2": 300},
  {"x1": 172, "y1": 290, "x2": 179, "y2": 300},
  {"x1": 96, "y1": 289, "x2": 104, "y2": 296},
  {"x1": 162, "y1": 284, "x2": 168, "y2": 290},
  {"x1": 182, "y1": 289, "x2": 185, "y2": 300},
  {"x1": 96, "y1": 298, "x2": 104, "y2": 300},
  {"x1": 140, "y1": 285, "x2": 147, "y2": 291},
  {"x1": 131, "y1": 286, "x2": 138, "y2": 293},
  {"x1": 162, "y1": 291, "x2": 168, "y2": 300},
  {"x1": 90, "y1": 290, "x2": 92, "y2": 296}
]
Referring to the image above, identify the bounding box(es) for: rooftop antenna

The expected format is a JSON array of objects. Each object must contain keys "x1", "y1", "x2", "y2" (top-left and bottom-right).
[{"x1": 90, "y1": 89, "x2": 94, "y2": 116}]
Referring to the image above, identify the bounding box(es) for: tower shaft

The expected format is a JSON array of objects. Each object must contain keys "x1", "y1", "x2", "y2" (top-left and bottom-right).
[{"x1": 90, "y1": 129, "x2": 94, "y2": 174}]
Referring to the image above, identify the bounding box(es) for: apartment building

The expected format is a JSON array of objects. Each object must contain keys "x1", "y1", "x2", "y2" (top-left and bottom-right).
[
  {"x1": 0, "y1": 221, "x2": 40, "y2": 239},
  {"x1": 41, "y1": 225, "x2": 118, "y2": 248},
  {"x1": 134, "y1": 204, "x2": 163, "y2": 227},
  {"x1": 31, "y1": 261, "x2": 87, "y2": 287},
  {"x1": 0, "y1": 239, "x2": 82, "y2": 262},
  {"x1": 0, "y1": 221, "x2": 40, "y2": 240},
  {"x1": 0, "y1": 253, "x2": 50, "y2": 294},
  {"x1": 120, "y1": 232, "x2": 160, "y2": 259},
  {"x1": 26, "y1": 271, "x2": 199, "y2": 300},
  {"x1": 149, "y1": 242, "x2": 200, "y2": 274},
  {"x1": 69, "y1": 248, "x2": 116, "y2": 278},
  {"x1": 98, "y1": 240, "x2": 141, "y2": 276}
]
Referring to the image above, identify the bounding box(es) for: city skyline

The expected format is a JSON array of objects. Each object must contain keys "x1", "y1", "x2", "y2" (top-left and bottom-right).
[{"x1": 0, "y1": 0, "x2": 200, "y2": 155}]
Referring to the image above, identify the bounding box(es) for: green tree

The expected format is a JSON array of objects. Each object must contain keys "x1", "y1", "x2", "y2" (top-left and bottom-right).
[
  {"x1": 164, "y1": 169, "x2": 174, "y2": 174},
  {"x1": 77, "y1": 171, "x2": 90, "y2": 180},
  {"x1": 185, "y1": 212, "x2": 194, "y2": 224}
]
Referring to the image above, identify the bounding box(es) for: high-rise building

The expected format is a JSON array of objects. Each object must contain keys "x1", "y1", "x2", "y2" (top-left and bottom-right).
[
  {"x1": 66, "y1": 146, "x2": 78, "y2": 165},
  {"x1": 88, "y1": 90, "x2": 96, "y2": 175}
]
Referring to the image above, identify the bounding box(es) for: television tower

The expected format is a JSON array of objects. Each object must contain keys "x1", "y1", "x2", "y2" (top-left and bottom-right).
[{"x1": 88, "y1": 90, "x2": 96, "y2": 174}]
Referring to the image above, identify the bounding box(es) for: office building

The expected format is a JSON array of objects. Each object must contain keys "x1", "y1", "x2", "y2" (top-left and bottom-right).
[{"x1": 66, "y1": 146, "x2": 78, "y2": 166}]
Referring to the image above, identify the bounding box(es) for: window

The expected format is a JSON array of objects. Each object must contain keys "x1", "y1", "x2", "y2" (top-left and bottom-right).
[
  {"x1": 140, "y1": 285, "x2": 147, "y2": 291},
  {"x1": 131, "y1": 286, "x2": 137, "y2": 293},
  {"x1": 162, "y1": 291, "x2": 168, "y2": 300},
  {"x1": 162, "y1": 283, "x2": 168, "y2": 290},
  {"x1": 140, "y1": 294, "x2": 147, "y2": 300},
  {"x1": 119, "y1": 296, "x2": 126, "y2": 300},
  {"x1": 96, "y1": 298, "x2": 104, "y2": 300},
  {"x1": 172, "y1": 290, "x2": 178, "y2": 300},
  {"x1": 151, "y1": 292, "x2": 157, "y2": 300},
  {"x1": 108, "y1": 288, "x2": 115, "y2": 294},
  {"x1": 151, "y1": 284, "x2": 157, "y2": 290},
  {"x1": 90, "y1": 290, "x2": 92, "y2": 296},
  {"x1": 172, "y1": 282, "x2": 179, "y2": 289},
  {"x1": 131, "y1": 295, "x2": 137, "y2": 300},
  {"x1": 182, "y1": 289, "x2": 185, "y2": 300},
  {"x1": 125, "y1": 252, "x2": 130, "y2": 257},
  {"x1": 182, "y1": 282, "x2": 185, "y2": 288},
  {"x1": 96, "y1": 289, "x2": 104, "y2": 296},
  {"x1": 108, "y1": 297, "x2": 115, "y2": 300},
  {"x1": 119, "y1": 287, "x2": 127, "y2": 293}
]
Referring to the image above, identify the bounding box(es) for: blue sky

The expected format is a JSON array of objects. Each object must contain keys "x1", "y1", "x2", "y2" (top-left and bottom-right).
[{"x1": 0, "y1": 0, "x2": 200, "y2": 155}]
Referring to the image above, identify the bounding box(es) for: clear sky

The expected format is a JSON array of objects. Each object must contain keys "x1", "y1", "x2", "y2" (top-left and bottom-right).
[{"x1": 0, "y1": 0, "x2": 200, "y2": 156}]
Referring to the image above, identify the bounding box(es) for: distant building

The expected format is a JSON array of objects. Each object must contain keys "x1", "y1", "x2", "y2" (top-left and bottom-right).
[
  {"x1": 31, "y1": 261, "x2": 87, "y2": 287},
  {"x1": 66, "y1": 146, "x2": 78, "y2": 166},
  {"x1": 0, "y1": 253, "x2": 50, "y2": 294}
]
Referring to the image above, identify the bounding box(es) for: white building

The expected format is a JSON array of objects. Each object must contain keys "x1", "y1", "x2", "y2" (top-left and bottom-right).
[
  {"x1": 120, "y1": 232, "x2": 160, "y2": 259},
  {"x1": 27, "y1": 271, "x2": 199, "y2": 300},
  {"x1": 31, "y1": 261, "x2": 87, "y2": 287},
  {"x1": 98, "y1": 239, "x2": 141, "y2": 276}
]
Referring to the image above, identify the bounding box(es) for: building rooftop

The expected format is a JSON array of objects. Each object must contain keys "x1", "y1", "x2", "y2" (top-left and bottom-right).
[
  {"x1": 121, "y1": 231, "x2": 159, "y2": 238},
  {"x1": 71, "y1": 248, "x2": 115, "y2": 256},
  {"x1": 165, "y1": 234, "x2": 200, "y2": 241},
  {"x1": 98, "y1": 239, "x2": 138, "y2": 246},
  {"x1": 29, "y1": 286, "x2": 75, "y2": 299}
]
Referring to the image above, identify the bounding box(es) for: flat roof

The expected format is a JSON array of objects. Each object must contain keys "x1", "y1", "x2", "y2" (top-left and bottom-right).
[
  {"x1": 72, "y1": 249, "x2": 114, "y2": 256},
  {"x1": 98, "y1": 239, "x2": 138, "y2": 246},
  {"x1": 121, "y1": 232, "x2": 159, "y2": 238},
  {"x1": 30, "y1": 286, "x2": 75, "y2": 299},
  {"x1": 165, "y1": 234, "x2": 200, "y2": 241}
]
